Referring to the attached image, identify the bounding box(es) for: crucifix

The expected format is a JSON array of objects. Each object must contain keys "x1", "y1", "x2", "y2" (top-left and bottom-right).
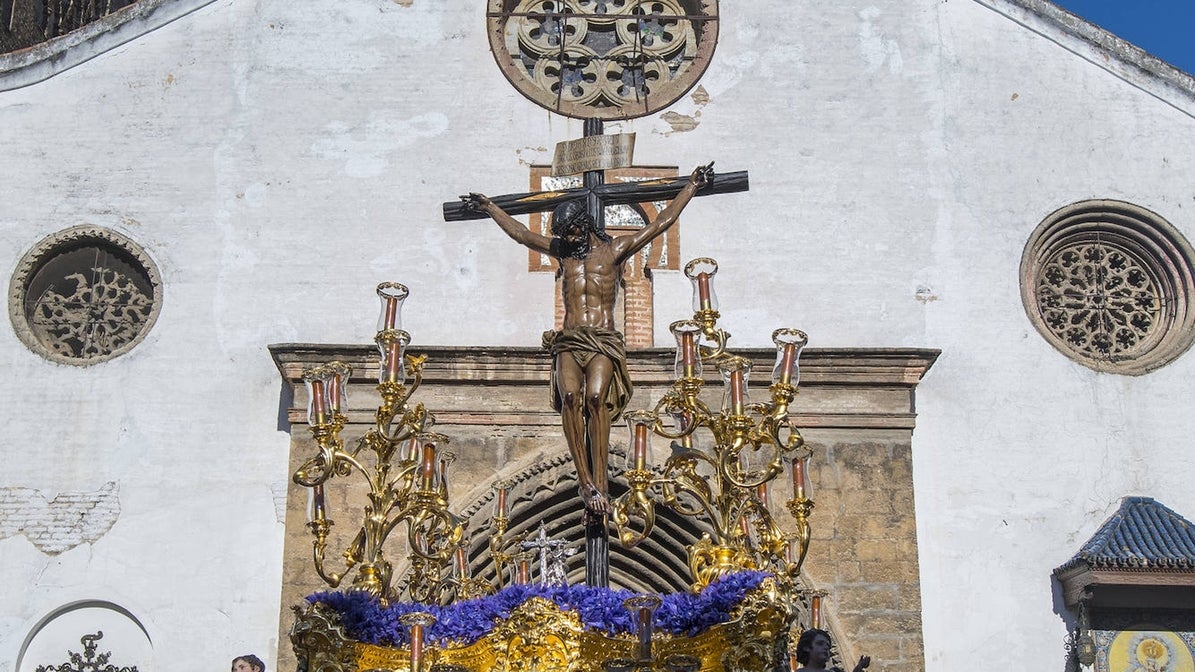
[
  {"x1": 522, "y1": 524, "x2": 579, "y2": 586},
  {"x1": 446, "y1": 1, "x2": 738, "y2": 589}
]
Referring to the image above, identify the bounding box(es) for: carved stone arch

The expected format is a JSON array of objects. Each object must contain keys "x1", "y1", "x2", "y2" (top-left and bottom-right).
[{"x1": 455, "y1": 449, "x2": 714, "y2": 593}]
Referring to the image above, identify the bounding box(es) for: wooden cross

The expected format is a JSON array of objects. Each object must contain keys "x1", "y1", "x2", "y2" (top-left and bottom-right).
[
  {"x1": 442, "y1": 121, "x2": 749, "y2": 228},
  {"x1": 441, "y1": 120, "x2": 749, "y2": 589}
]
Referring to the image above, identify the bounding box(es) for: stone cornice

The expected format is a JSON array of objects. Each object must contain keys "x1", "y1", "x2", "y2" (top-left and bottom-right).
[{"x1": 269, "y1": 344, "x2": 939, "y2": 430}]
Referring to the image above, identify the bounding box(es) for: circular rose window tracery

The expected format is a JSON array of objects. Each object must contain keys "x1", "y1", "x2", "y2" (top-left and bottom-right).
[
  {"x1": 486, "y1": 0, "x2": 719, "y2": 120},
  {"x1": 1021, "y1": 200, "x2": 1195, "y2": 375},
  {"x1": 9, "y1": 226, "x2": 162, "y2": 366}
]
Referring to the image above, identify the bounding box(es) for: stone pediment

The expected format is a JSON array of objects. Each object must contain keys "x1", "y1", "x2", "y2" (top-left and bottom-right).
[
  {"x1": 976, "y1": 0, "x2": 1195, "y2": 108},
  {"x1": 0, "y1": 0, "x2": 215, "y2": 91},
  {"x1": 4, "y1": 0, "x2": 1195, "y2": 114}
]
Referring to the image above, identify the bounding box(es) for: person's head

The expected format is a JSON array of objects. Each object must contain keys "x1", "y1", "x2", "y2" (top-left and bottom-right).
[
  {"x1": 795, "y1": 629, "x2": 832, "y2": 666},
  {"x1": 549, "y1": 199, "x2": 609, "y2": 259},
  {"x1": 231, "y1": 655, "x2": 265, "y2": 672}
]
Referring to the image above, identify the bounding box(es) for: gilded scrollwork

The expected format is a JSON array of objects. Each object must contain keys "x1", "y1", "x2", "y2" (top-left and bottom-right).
[
  {"x1": 308, "y1": 584, "x2": 797, "y2": 672},
  {"x1": 290, "y1": 603, "x2": 358, "y2": 672}
]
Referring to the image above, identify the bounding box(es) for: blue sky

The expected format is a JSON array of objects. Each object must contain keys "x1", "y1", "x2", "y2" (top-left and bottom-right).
[{"x1": 1049, "y1": 0, "x2": 1195, "y2": 74}]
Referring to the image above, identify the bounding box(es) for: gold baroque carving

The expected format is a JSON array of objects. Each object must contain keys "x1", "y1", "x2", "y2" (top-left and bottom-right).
[
  {"x1": 298, "y1": 584, "x2": 792, "y2": 672},
  {"x1": 8, "y1": 225, "x2": 163, "y2": 366}
]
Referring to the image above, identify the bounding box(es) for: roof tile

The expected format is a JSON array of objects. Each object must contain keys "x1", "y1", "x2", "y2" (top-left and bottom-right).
[{"x1": 1057, "y1": 497, "x2": 1195, "y2": 573}]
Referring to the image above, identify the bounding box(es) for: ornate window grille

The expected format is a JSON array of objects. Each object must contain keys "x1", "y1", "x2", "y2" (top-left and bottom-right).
[
  {"x1": 1021, "y1": 200, "x2": 1195, "y2": 375},
  {"x1": 9, "y1": 225, "x2": 162, "y2": 366}
]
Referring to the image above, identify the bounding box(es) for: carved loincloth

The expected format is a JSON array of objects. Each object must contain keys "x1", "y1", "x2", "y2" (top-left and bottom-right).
[{"x1": 541, "y1": 326, "x2": 633, "y2": 421}]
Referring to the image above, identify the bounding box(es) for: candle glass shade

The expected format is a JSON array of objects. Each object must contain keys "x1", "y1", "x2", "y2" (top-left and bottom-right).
[
  {"x1": 302, "y1": 365, "x2": 334, "y2": 426},
  {"x1": 453, "y1": 545, "x2": 469, "y2": 580},
  {"x1": 398, "y1": 435, "x2": 420, "y2": 463},
  {"x1": 376, "y1": 329, "x2": 411, "y2": 385},
  {"x1": 309, "y1": 484, "x2": 327, "y2": 522},
  {"x1": 415, "y1": 433, "x2": 449, "y2": 491},
  {"x1": 756, "y1": 480, "x2": 773, "y2": 510},
  {"x1": 401, "y1": 612, "x2": 437, "y2": 672},
  {"x1": 718, "y1": 357, "x2": 752, "y2": 416},
  {"x1": 770, "y1": 328, "x2": 808, "y2": 386},
  {"x1": 624, "y1": 595, "x2": 662, "y2": 662},
  {"x1": 670, "y1": 409, "x2": 694, "y2": 450},
  {"x1": 492, "y1": 479, "x2": 514, "y2": 519},
  {"x1": 739, "y1": 514, "x2": 760, "y2": 548},
  {"x1": 684, "y1": 257, "x2": 719, "y2": 312},
  {"x1": 624, "y1": 410, "x2": 657, "y2": 471},
  {"x1": 438, "y1": 451, "x2": 456, "y2": 490},
  {"x1": 789, "y1": 454, "x2": 811, "y2": 500},
  {"x1": 740, "y1": 444, "x2": 770, "y2": 479},
  {"x1": 376, "y1": 282, "x2": 410, "y2": 333},
  {"x1": 514, "y1": 551, "x2": 534, "y2": 585},
  {"x1": 326, "y1": 361, "x2": 351, "y2": 415},
  {"x1": 670, "y1": 320, "x2": 703, "y2": 379}
]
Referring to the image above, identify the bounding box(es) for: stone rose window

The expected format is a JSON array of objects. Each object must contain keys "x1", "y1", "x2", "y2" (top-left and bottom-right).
[
  {"x1": 9, "y1": 226, "x2": 162, "y2": 366},
  {"x1": 1021, "y1": 200, "x2": 1195, "y2": 375}
]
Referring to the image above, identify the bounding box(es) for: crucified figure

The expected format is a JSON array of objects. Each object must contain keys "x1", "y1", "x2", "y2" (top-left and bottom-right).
[{"x1": 463, "y1": 163, "x2": 713, "y2": 516}]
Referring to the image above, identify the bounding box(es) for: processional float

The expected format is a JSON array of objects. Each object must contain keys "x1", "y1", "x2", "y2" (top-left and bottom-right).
[{"x1": 290, "y1": 2, "x2": 835, "y2": 670}]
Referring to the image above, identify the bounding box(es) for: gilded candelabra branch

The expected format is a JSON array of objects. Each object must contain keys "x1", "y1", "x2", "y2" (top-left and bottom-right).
[
  {"x1": 611, "y1": 260, "x2": 816, "y2": 591},
  {"x1": 485, "y1": 479, "x2": 535, "y2": 591},
  {"x1": 292, "y1": 283, "x2": 467, "y2": 604}
]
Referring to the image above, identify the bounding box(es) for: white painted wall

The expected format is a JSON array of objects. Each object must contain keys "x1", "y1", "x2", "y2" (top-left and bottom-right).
[{"x1": 2, "y1": 0, "x2": 1194, "y2": 670}]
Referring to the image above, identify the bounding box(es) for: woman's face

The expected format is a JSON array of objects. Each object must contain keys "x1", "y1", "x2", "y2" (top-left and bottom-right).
[
  {"x1": 232, "y1": 660, "x2": 259, "y2": 672},
  {"x1": 808, "y1": 634, "x2": 831, "y2": 665}
]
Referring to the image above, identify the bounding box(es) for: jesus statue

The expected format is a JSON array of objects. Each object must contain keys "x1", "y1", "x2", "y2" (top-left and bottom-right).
[{"x1": 462, "y1": 163, "x2": 713, "y2": 516}]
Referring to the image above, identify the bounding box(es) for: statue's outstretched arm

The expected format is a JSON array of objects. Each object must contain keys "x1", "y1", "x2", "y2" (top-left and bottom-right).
[
  {"x1": 615, "y1": 163, "x2": 713, "y2": 262},
  {"x1": 462, "y1": 193, "x2": 554, "y2": 255}
]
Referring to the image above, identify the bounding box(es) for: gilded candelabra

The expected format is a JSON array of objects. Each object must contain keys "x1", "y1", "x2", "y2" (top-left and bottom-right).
[
  {"x1": 292, "y1": 282, "x2": 467, "y2": 604},
  {"x1": 612, "y1": 258, "x2": 816, "y2": 592},
  {"x1": 484, "y1": 478, "x2": 538, "y2": 590}
]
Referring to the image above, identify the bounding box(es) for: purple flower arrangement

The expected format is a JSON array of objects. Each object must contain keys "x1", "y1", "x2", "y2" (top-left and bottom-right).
[{"x1": 309, "y1": 570, "x2": 769, "y2": 648}]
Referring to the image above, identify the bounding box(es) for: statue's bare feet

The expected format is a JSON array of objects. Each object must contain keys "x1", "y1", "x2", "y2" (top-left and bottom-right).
[{"x1": 580, "y1": 483, "x2": 611, "y2": 517}]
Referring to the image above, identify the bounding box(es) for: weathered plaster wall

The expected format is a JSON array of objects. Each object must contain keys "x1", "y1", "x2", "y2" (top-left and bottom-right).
[{"x1": 1, "y1": 0, "x2": 1194, "y2": 671}]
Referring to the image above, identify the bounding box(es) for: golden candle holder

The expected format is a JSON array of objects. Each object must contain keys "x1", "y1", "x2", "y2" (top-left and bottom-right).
[
  {"x1": 292, "y1": 283, "x2": 466, "y2": 604},
  {"x1": 611, "y1": 259, "x2": 815, "y2": 598}
]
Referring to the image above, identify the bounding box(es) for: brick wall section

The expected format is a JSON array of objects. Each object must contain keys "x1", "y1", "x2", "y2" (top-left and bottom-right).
[
  {"x1": 621, "y1": 252, "x2": 655, "y2": 349},
  {"x1": 0, "y1": 482, "x2": 120, "y2": 554}
]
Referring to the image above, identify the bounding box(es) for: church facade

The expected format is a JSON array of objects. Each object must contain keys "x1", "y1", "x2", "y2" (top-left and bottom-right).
[{"x1": 2, "y1": 1, "x2": 1195, "y2": 671}]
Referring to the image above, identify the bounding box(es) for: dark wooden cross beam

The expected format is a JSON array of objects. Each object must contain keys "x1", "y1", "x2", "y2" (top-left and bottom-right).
[
  {"x1": 443, "y1": 122, "x2": 749, "y2": 227},
  {"x1": 442, "y1": 168, "x2": 750, "y2": 223}
]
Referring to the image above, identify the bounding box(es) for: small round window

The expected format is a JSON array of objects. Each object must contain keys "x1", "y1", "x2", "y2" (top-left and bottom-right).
[
  {"x1": 1021, "y1": 200, "x2": 1195, "y2": 375},
  {"x1": 9, "y1": 226, "x2": 162, "y2": 366}
]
